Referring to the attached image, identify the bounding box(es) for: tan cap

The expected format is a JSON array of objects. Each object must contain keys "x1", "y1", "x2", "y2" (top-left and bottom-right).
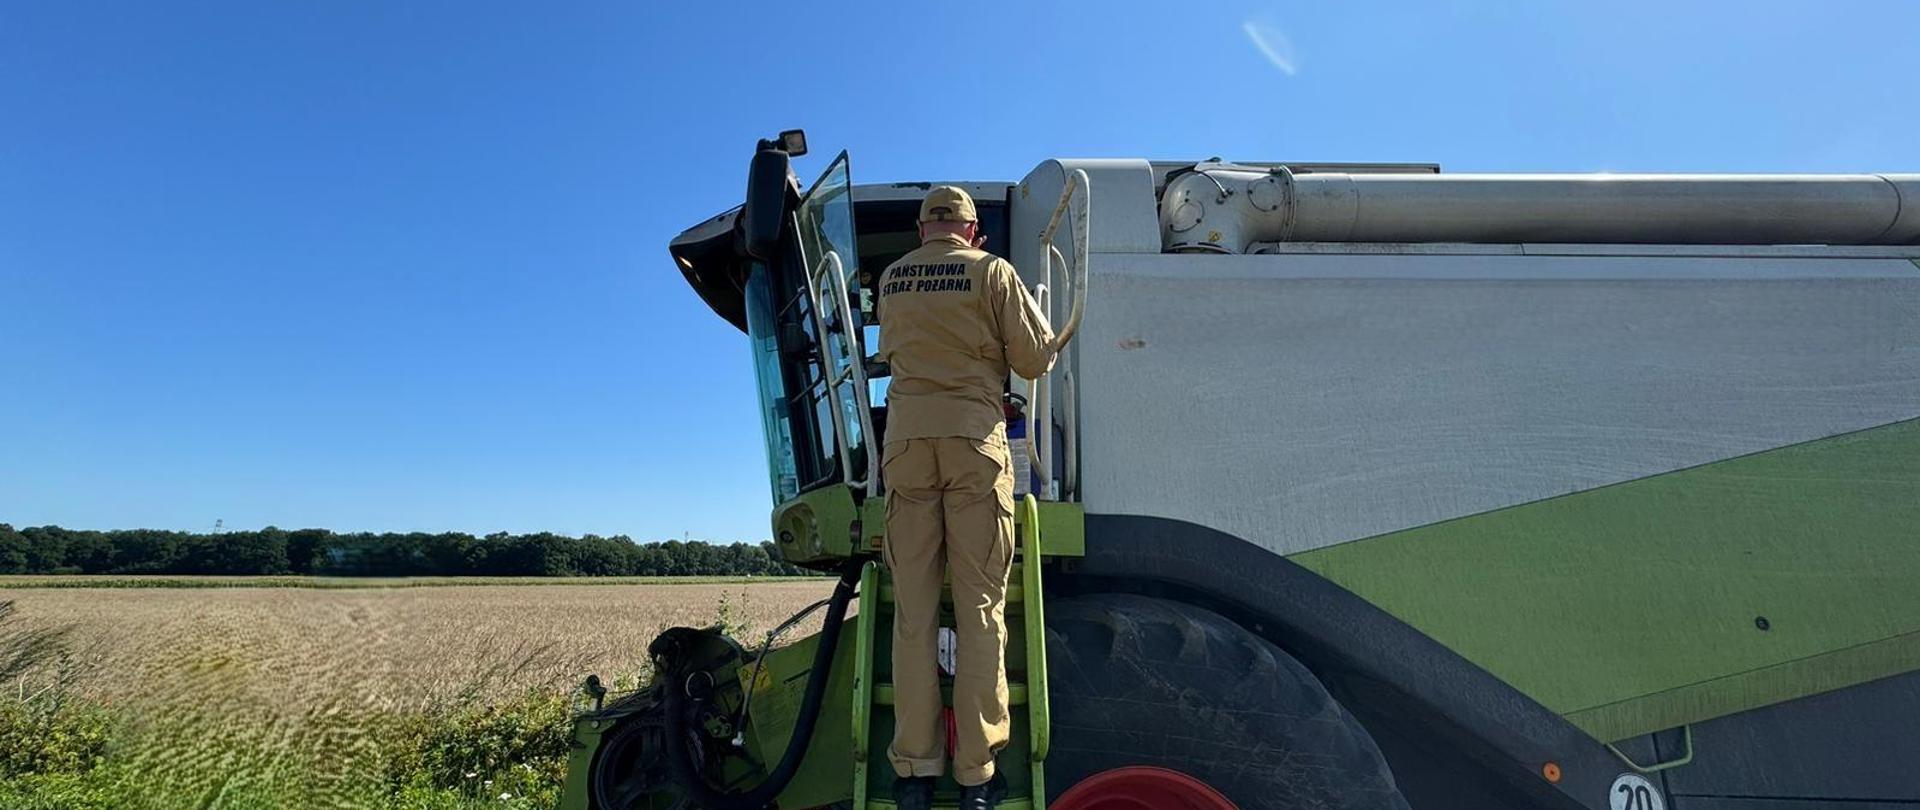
[{"x1": 918, "y1": 186, "x2": 978, "y2": 224}]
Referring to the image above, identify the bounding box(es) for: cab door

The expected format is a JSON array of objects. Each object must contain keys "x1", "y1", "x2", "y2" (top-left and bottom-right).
[{"x1": 790, "y1": 151, "x2": 878, "y2": 497}]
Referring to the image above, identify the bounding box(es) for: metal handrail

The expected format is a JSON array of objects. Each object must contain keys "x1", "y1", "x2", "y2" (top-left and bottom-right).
[
  {"x1": 1060, "y1": 366, "x2": 1078, "y2": 498},
  {"x1": 1043, "y1": 169, "x2": 1091, "y2": 355},
  {"x1": 804, "y1": 251, "x2": 880, "y2": 496},
  {"x1": 821, "y1": 253, "x2": 881, "y2": 497},
  {"x1": 1028, "y1": 169, "x2": 1090, "y2": 501},
  {"x1": 802, "y1": 256, "x2": 853, "y2": 489},
  {"x1": 1029, "y1": 284, "x2": 1059, "y2": 487},
  {"x1": 1043, "y1": 244, "x2": 1082, "y2": 498}
]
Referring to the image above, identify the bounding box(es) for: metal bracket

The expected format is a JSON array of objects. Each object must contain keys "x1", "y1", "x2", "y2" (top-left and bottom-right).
[{"x1": 1606, "y1": 725, "x2": 1694, "y2": 774}]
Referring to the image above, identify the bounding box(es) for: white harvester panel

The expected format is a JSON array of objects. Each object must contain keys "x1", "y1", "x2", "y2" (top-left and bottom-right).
[{"x1": 1074, "y1": 247, "x2": 1920, "y2": 556}]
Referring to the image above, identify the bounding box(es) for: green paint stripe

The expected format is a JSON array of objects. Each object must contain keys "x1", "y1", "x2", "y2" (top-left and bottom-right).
[
  {"x1": 1292, "y1": 417, "x2": 1920, "y2": 741},
  {"x1": 1568, "y1": 629, "x2": 1920, "y2": 742},
  {"x1": 1311, "y1": 413, "x2": 1920, "y2": 556}
]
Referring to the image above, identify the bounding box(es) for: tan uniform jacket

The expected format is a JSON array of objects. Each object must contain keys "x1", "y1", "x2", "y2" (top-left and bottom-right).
[{"x1": 876, "y1": 233, "x2": 1055, "y2": 444}]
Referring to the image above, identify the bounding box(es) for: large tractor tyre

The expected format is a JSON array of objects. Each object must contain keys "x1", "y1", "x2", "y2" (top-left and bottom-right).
[{"x1": 1044, "y1": 594, "x2": 1410, "y2": 810}]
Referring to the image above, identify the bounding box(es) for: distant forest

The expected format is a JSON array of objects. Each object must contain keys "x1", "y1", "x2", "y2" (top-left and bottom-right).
[{"x1": 0, "y1": 523, "x2": 811, "y2": 577}]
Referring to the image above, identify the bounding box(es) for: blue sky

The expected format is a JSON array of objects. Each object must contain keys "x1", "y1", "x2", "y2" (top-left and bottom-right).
[{"x1": 3, "y1": 1, "x2": 1915, "y2": 541}]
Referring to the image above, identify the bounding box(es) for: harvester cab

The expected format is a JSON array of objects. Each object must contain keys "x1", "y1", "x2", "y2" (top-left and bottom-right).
[
  {"x1": 565, "y1": 130, "x2": 1920, "y2": 810},
  {"x1": 569, "y1": 131, "x2": 1088, "y2": 810},
  {"x1": 690, "y1": 130, "x2": 1089, "y2": 524}
]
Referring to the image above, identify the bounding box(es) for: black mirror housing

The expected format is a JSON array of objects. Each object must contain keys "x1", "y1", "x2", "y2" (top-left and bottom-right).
[{"x1": 741, "y1": 145, "x2": 792, "y2": 262}]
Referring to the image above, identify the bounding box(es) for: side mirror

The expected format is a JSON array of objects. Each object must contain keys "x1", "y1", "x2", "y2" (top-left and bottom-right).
[{"x1": 742, "y1": 134, "x2": 801, "y2": 261}]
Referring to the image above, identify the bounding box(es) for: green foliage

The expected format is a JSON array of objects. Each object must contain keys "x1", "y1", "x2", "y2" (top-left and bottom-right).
[
  {"x1": 0, "y1": 595, "x2": 589, "y2": 807},
  {"x1": 0, "y1": 598, "x2": 113, "y2": 795},
  {"x1": 2, "y1": 522, "x2": 813, "y2": 578},
  {"x1": 0, "y1": 575, "x2": 792, "y2": 590},
  {"x1": 0, "y1": 524, "x2": 33, "y2": 574},
  {"x1": 0, "y1": 772, "x2": 123, "y2": 810},
  {"x1": 0, "y1": 689, "x2": 579, "y2": 809},
  {"x1": 716, "y1": 588, "x2": 759, "y2": 640},
  {"x1": 381, "y1": 689, "x2": 573, "y2": 808},
  {"x1": 384, "y1": 782, "x2": 556, "y2": 810},
  {"x1": 0, "y1": 700, "x2": 112, "y2": 779}
]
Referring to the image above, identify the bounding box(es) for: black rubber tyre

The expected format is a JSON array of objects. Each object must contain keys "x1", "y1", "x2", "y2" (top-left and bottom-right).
[
  {"x1": 1044, "y1": 594, "x2": 1411, "y2": 810},
  {"x1": 587, "y1": 700, "x2": 690, "y2": 810}
]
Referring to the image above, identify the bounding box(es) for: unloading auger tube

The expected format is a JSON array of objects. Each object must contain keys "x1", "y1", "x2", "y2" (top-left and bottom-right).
[
  {"x1": 655, "y1": 559, "x2": 864, "y2": 810},
  {"x1": 1161, "y1": 163, "x2": 1920, "y2": 253}
]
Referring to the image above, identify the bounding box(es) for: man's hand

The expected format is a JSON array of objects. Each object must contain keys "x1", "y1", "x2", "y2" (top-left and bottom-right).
[{"x1": 971, "y1": 233, "x2": 988, "y2": 249}]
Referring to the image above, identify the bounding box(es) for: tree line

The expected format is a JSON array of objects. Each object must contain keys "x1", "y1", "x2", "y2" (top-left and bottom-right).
[{"x1": 0, "y1": 524, "x2": 812, "y2": 577}]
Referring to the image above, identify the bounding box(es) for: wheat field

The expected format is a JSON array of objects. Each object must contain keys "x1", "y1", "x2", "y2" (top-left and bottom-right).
[{"x1": 0, "y1": 579, "x2": 838, "y2": 808}]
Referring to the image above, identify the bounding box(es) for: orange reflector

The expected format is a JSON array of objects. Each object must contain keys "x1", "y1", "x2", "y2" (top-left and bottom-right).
[{"x1": 1542, "y1": 761, "x2": 1563, "y2": 783}]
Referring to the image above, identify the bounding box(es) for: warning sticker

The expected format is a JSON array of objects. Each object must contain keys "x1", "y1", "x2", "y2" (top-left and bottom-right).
[{"x1": 738, "y1": 665, "x2": 773, "y2": 696}]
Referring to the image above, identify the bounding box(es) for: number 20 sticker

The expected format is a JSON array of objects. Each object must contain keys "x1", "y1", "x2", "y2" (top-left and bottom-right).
[{"x1": 1609, "y1": 774, "x2": 1665, "y2": 810}]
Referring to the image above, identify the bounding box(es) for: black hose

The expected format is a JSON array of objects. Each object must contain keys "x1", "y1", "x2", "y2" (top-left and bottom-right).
[{"x1": 661, "y1": 559, "x2": 865, "y2": 809}]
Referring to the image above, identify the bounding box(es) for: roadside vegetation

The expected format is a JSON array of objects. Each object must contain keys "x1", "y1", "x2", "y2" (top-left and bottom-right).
[
  {"x1": 0, "y1": 581, "x2": 832, "y2": 808},
  {"x1": 0, "y1": 522, "x2": 809, "y2": 578},
  {"x1": 0, "y1": 676, "x2": 574, "y2": 809},
  {"x1": 0, "y1": 574, "x2": 789, "y2": 589}
]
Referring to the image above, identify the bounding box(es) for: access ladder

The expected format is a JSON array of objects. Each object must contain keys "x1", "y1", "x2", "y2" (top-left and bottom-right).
[{"x1": 852, "y1": 494, "x2": 1053, "y2": 810}]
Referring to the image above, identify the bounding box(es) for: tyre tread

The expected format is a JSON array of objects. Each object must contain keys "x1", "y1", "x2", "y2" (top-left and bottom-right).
[{"x1": 1045, "y1": 594, "x2": 1409, "y2": 810}]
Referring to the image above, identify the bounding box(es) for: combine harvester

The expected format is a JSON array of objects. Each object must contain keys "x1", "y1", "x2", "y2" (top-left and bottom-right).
[{"x1": 561, "y1": 130, "x2": 1920, "y2": 810}]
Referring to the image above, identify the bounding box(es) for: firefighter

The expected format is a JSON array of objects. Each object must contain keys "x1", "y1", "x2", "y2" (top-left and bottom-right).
[{"x1": 876, "y1": 186, "x2": 1056, "y2": 810}]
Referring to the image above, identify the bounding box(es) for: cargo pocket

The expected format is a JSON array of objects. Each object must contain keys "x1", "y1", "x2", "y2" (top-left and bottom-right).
[{"x1": 970, "y1": 425, "x2": 1016, "y2": 519}]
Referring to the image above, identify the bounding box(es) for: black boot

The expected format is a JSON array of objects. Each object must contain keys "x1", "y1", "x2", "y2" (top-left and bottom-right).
[
  {"x1": 893, "y1": 775, "x2": 935, "y2": 810},
  {"x1": 957, "y1": 772, "x2": 1007, "y2": 810}
]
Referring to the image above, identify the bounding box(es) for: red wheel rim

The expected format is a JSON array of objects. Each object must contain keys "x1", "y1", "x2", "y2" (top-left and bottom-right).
[{"x1": 1052, "y1": 766, "x2": 1240, "y2": 810}]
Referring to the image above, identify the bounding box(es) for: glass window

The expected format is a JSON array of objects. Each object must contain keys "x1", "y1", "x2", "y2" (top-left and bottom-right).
[
  {"x1": 743, "y1": 264, "x2": 800, "y2": 502},
  {"x1": 776, "y1": 275, "x2": 838, "y2": 492}
]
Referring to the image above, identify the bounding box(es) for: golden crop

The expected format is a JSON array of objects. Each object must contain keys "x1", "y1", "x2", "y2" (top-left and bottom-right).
[{"x1": 0, "y1": 579, "x2": 837, "y2": 807}]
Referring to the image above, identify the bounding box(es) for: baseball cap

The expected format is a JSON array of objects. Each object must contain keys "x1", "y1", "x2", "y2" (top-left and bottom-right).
[{"x1": 918, "y1": 186, "x2": 978, "y2": 224}]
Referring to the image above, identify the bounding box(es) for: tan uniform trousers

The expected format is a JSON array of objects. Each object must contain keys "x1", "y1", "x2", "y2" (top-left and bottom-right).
[{"x1": 882, "y1": 427, "x2": 1015, "y2": 788}]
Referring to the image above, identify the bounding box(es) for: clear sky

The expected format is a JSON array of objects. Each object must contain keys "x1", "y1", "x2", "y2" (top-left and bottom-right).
[{"x1": 3, "y1": 1, "x2": 1915, "y2": 541}]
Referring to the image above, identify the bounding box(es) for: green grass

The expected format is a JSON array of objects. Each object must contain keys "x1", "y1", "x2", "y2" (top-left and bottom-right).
[
  {"x1": 0, "y1": 579, "x2": 835, "y2": 808},
  {"x1": 0, "y1": 574, "x2": 809, "y2": 590},
  {"x1": 0, "y1": 595, "x2": 615, "y2": 808},
  {"x1": 0, "y1": 688, "x2": 578, "y2": 809}
]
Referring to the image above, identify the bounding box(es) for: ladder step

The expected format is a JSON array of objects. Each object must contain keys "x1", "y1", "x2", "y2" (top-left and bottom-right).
[
  {"x1": 855, "y1": 496, "x2": 1051, "y2": 810},
  {"x1": 874, "y1": 682, "x2": 1028, "y2": 707}
]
